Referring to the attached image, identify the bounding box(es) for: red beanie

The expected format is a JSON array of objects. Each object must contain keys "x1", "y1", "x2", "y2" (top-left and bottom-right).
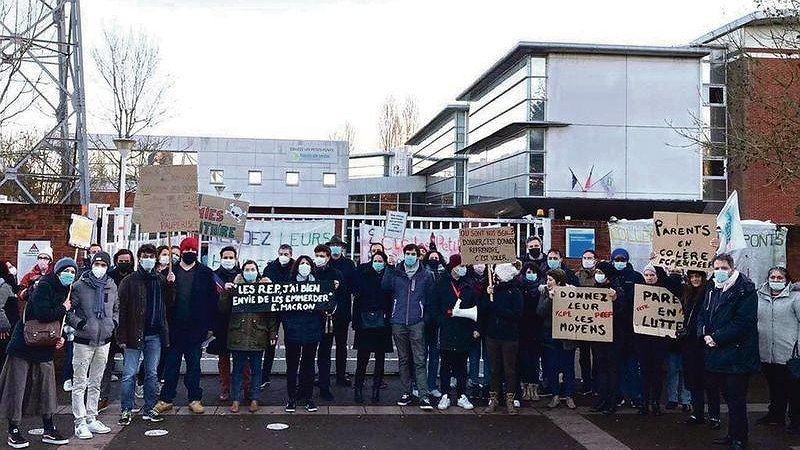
[
  {"x1": 446, "y1": 254, "x2": 462, "y2": 271},
  {"x1": 180, "y1": 236, "x2": 199, "y2": 252}
]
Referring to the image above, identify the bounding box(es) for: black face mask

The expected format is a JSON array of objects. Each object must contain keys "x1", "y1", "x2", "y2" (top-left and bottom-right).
[
  {"x1": 181, "y1": 252, "x2": 197, "y2": 265},
  {"x1": 116, "y1": 262, "x2": 133, "y2": 273},
  {"x1": 528, "y1": 248, "x2": 541, "y2": 258},
  {"x1": 428, "y1": 260, "x2": 440, "y2": 268}
]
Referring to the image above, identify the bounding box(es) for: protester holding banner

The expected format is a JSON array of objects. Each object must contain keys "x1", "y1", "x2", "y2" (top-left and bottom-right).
[
  {"x1": 435, "y1": 254, "x2": 477, "y2": 411},
  {"x1": 0, "y1": 257, "x2": 76, "y2": 448},
  {"x1": 155, "y1": 237, "x2": 218, "y2": 416},
  {"x1": 423, "y1": 250, "x2": 446, "y2": 398},
  {"x1": 351, "y1": 251, "x2": 393, "y2": 404},
  {"x1": 698, "y1": 253, "x2": 759, "y2": 450},
  {"x1": 518, "y1": 261, "x2": 544, "y2": 402},
  {"x1": 590, "y1": 261, "x2": 624, "y2": 415},
  {"x1": 537, "y1": 269, "x2": 578, "y2": 411},
  {"x1": 313, "y1": 244, "x2": 344, "y2": 401},
  {"x1": 261, "y1": 244, "x2": 294, "y2": 388},
  {"x1": 382, "y1": 243, "x2": 437, "y2": 410},
  {"x1": 575, "y1": 250, "x2": 599, "y2": 396},
  {"x1": 679, "y1": 269, "x2": 720, "y2": 428},
  {"x1": 483, "y1": 263, "x2": 523, "y2": 415},
  {"x1": 756, "y1": 267, "x2": 800, "y2": 432},
  {"x1": 282, "y1": 256, "x2": 335, "y2": 413},
  {"x1": 67, "y1": 251, "x2": 117, "y2": 439},
  {"x1": 467, "y1": 263, "x2": 492, "y2": 399},
  {"x1": 219, "y1": 260, "x2": 278, "y2": 414},
  {"x1": 610, "y1": 248, "x2": 644, "y2": 410},
  {"x1": 209, "y1": 246, "x2": 243, "y2": 403}
]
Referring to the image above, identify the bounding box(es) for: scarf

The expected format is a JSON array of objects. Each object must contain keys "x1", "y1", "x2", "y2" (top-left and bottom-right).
[
  {"x1": 404, "y1": 261, "x2": 419, "y2": 279},
  {"x1": 139, "y1": 267, "x2": 162, "y2": 331},
  {"x1": 84, "y1": 271, "x2": 108, "y2": 319},
  {"x1": 296, "y1": 273, "x2": 316, "y2": 282}
]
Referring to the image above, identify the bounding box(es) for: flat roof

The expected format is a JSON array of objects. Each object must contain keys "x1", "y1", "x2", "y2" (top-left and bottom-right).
[
  {"x1": 691, "y1": 10, "x2": 798, "y2": 45},
  {"x1": 405, "y1": 104, "x2": 469, "y2": 145},
  {"x1": 456, "y1": 42, "x2": 710, "y2": 102}
]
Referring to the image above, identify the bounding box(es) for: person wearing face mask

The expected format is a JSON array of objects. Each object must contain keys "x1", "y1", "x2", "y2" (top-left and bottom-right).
[
  {"x1": 155, "y1": 246, "x2": 172, "y2": 274},
  {"x1": 422, "y1": 250, "x2": 446, "y2": 398},
  {"x1": 78, "y1": 244, "x2": 103, "y2": 278},
  {"x1": 483, "y1": 263, "x2": 523, "y2": 415},
  {"x1": 219, "y1": 260, "x2": 277, "y2": 413},
  {"x1": 66, "y1": 252, "x2": 118, "y2": 439},
  {"x1": 542, "y1": 249, "x2": 579, "y2": 286},
  {"x1": 755, "y1": 266, "x2": 800, "y2": 432},
  {"x1": 116, "y1": 244, "x2": 172, "y2": 427},
  {"x1": 154, "y1": 236, "x2": 217, "y2": 416},
  {"x1": 18, "y1": 247, "x2": 53, "y2": 304},
  {"x1": 697, "y1": 253, "x2": 758, "y2": 450},
  {"x1": 208, "y1": 247, "x2": 242, "y2": 402},
  {"x1": 0, "y1": 257, "x2": 76, "y2": 448},
  {"x1": 351, "y1": 251, "x2": 393, "y2": 404},
  {"x1": 434, "y1": 254, "x2": 477, "y2": 411},
  {"x1": 382, "y1": 243, "x2": 437, "y2": 410},
  {"x1": 281, "y1": 256, "x2": 335, "y2": 413},
  {"x1": 590, "y1": 262, "x2": 623, "y2": 415},
  {"x1": 261, "y1": 244, "x2": 294, "y2": 389},
  {"x1": 325, "y1": 236, "x2": 356, "y2": 388},
  {"x1": 108, "y1": 250, "x2": 135, "y2": 286},
  {"x1": 467, "y1": 263, "x2": 491, "y2": 399},
  {"x1": 310, "y1": 244, "x2": 344, "y2": 401},
  {"x1": 520, "y1": 236, "x2": 546, "y2": 267},
  {"x1": 518, "y1": 261, "x2": 544, "y2": 403},
  {"x1": 574, "y1": 250, "x2": 599, "y2": 396},
  {"x1": 609, "y1": 248, "x2": 644, "y2": 410}
]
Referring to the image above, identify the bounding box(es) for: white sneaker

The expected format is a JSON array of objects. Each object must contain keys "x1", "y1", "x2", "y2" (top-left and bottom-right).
[
  {"x1": 86, "y1": 420, "x2": 110, "y2": 435},
  {"x1": 74, "y1": 422, "x2": 92, "y2": 440},
  {"x1": 430, "y1": 389, "x2": 442, "y2": 398},
  {"x1": 412, "y1": 389, "x2": 419, "y2": 398},
  {"x1": 513, "y1": 400, "x2": 521, "y2": 408},
  {"x1": 457, "y1": 395, "x2": 474, "y2": 410},
  {"x1": 110, "y1": 374, "x2": 119, "y2": 382},
  {"x1": 135, "y1": 384, "x2": 144, "y2": 399},
  {"x1": 437, "y1": 394, "x2": 451, "y2": 410},
  {"x1": 63, "y1": 380, "x2": 73, "y2": 392}
]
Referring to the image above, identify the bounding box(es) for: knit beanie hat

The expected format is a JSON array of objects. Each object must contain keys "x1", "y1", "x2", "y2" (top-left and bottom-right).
[
  {"x1": 54, "y1": 257, "x2": 78, "y2": 274},
  {"x1": 91, "y1": 251, "x2": 112, "y2": 267},
  {"x1": 180, "y1": 236, "x2": 199, "y2": 252},
  {"x1": 446, "y1": 254, "x2": 462, "y2": 271}
]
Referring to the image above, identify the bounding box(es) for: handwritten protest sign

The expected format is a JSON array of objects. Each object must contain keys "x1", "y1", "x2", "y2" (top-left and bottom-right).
[
  {"x1": 68, "y1": 214, "x2": 94, "y2": 249},
  {"x1": 133, "y1": 165, "x2": 200, "y2": 233},
  {"x1": 231, "y1": 281, "x2": 335, "y2": 313},
  {"x1": 633, "y1": 284, "x2": 685, "y2": 338},
  {"x1": 198, "y1": 194, "x2": 250, "y2": 242},
  {"x1": 383, "y1": 210, "x2": 408, "y2": 239},
  {"x1": 652, "y1": 212, "x2": 716, "y2": 272},
  {"x1": 551, "y1": 286, "x2": 614, "y2": 342},
  {"x1": 459, "y1": 227, "x2": 516, "y2": 265}
]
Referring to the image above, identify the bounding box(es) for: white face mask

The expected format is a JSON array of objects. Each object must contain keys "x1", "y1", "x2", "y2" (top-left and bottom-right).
[
  {"x1": 159, "y1": 255, "x2": 170, "y2": 266},
  {"x1": 582, "y1": 258, "x2": 596, "y2": 269},
  {"x1": 298, "y1": 264, "x2": 311, "y2": 277},
  {"x1": 473, "y1": 265, "x2": 486, "y2": 276},
  {"x1": 92, "y1": 266, "x2": 107, "y2": 279},
  {"x1": 594, "y1": 273, "x2": 607, "y2": 284},
  {"x1": 220, "y1": 259, "x2": 236, "y2": 270},
  {"x1": 278, "y1": 255, "x2": 291, "y2": 265},
  {"x1": 313, "y1": 256, "x2": 328, "y2": 267},
  {"x1": 7, "y1": 266, "x2": 17, "y2": 276}
]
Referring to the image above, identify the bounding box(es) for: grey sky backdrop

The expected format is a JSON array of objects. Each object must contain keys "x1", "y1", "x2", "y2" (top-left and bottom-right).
[{"x1": 81, "y1": 0, "x2": 756, "y2": 151}]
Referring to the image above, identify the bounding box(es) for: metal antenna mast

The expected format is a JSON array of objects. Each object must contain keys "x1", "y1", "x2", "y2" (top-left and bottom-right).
[{"x1": 0, "y1": 0, "x2": 90, "y2": 206}]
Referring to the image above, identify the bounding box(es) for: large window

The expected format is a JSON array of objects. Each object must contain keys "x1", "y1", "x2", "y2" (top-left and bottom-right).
[
  {"x1": 701, "y1": 49, "x2": 728, "y2": 202},
  {"x1": 348, "y1": 193, "x2": 423, "y2": 215}
]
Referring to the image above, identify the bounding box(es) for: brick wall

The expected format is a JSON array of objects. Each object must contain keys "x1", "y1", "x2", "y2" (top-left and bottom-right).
[
  {"x1": 787, "y1": 225, "x2": 800, "y2": 277},
  {"x1": 0, "y1": 204, "x2": 82, "y2": 269}
]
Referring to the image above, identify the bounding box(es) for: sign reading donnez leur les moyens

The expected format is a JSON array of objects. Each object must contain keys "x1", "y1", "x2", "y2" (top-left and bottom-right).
[
  {"x1": 551, "y1": 286, "x2": 614, "y2": 342},
  {"x1": 458, "y1": 226, "x2": 517, "y2": 265},
  {"x1": 230, "y1": 281, "x2": 335, "y2": 314}
]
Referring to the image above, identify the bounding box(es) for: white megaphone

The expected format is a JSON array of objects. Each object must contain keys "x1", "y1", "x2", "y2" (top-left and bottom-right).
[{"x1": 452, "y1": 298, "x2": 478, "y2": 322}]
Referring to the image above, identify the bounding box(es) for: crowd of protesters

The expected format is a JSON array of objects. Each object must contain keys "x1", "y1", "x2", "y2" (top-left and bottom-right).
[{"x1": 0, "y1": 233, "x2": 795, "y2": 450}]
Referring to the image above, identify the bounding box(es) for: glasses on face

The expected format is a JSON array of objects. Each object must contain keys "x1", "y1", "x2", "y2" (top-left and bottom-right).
[
  {"x1": 547, "y1": 256, "x2": 559, "y2": 260},
  {"x1": 37, "y1": 257, "x2": 50, "y2": 261}
]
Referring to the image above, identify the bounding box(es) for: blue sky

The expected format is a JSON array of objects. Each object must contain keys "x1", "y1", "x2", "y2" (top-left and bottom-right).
[{"x1": 81, "y1": 0, "x2": 756, "y2": 151}]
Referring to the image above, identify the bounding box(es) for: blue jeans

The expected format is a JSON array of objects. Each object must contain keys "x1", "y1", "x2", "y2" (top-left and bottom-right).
[
  {"x1": 232, "y1": 351, "x2": 263, "y2": 402},
  {"x1": 546, "y1": 342, "x2": 576, "y2": 397},
  {"x1": 121, "y1": 335, "x2": 161, "y2": 412},
  {"x1": 425, "y1": 324, "x2": 440, "y2": 391},
  {"x1": 160, "y1": 342, "x2": 203, "y2": 403},
  {"x1": 63, "y1": 340, "x2": 74, "y2": 382},
  {"x1": 666, "y1": 352, "x2": 691, "y2": 404}
]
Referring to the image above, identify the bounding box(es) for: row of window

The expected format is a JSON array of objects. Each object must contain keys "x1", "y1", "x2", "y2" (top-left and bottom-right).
[{"x1": 208, "y1": 169, "x2": 337, "y2": 187}]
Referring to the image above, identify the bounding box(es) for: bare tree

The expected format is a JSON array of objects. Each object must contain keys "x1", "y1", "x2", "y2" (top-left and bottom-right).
[
  {"x1": 0, "y1": 129, "x2": 64, "y2": 202},
  {"x1": 329, "y1": 121, "x2": 357, "y2": 153},
  {"x1": 377, "y1": 96, "x2": 418, "y2": 151}
]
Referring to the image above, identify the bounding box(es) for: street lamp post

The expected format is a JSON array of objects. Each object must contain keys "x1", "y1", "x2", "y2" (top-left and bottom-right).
[{"x1": 113, "y1": 138, "x2": 135, "y2": 251}]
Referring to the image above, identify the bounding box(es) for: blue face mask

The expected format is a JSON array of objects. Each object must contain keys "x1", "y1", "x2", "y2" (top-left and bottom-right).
[
  {"x1": 547, "y1": 259, "x2": 560, "y2": 270},
  {"x1": 613, "y1": 261, "x2": 627, "y2": 271},
  {"x1": 243, "y1": 271, "x2": 258, "y2": 283},
  {"x1": 372, "y1": 261, "x2": 385, "y2": 272},
  {"x1": 714, "y1": 269, "x2": 730, "y2": 284},
  {"x1": 455, "y1": 266, "x2": 467, "y2": 277},
  {"x1": 58, "y1": 271, "x2": 75, "y2": 286},
  {"x1": 769, "y1": 281, "x2": 786, "y2": 291},
  {"x1": 140, "y1": 258, "x2": 156, "y2": 271},
  {"x1": 330, "y1": 246, "x2": 342, "y2": 257},
  {"x1": 404, "y1": 255, "x2": 417, "y2": 267},
  {"x1": 526, "y1": 272, "x2": 538, "y2": 282}
]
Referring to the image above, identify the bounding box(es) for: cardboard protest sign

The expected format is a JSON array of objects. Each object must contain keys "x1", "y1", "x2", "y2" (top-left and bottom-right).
[
  {"x1": 383, "y1": 210, "x2": 408, "y2": 239},
  {"x1": 652, "y1": 212, "x2": 716, "y2": 272},
  {"x1": 68, "y1": 214, "x2": 94, "y2": 249},
  {"x1": 231, "y1": 281, "x2": 335, "y2": 313},
  {"x1": 551, "y1": 286, "x2": 614, "y2": 342},
  {"x1": 633, "y1": 284, "x2": 685, "y2": 338},
  {"x1": 133, "y1": 165, "x2": 200, "y2": 233},
  {"x1": 198, "y1": 194, "x2": 250, "y2": 242},
  {"x1": 459, "y1": 226, "x2": 517, "y2": 265}
]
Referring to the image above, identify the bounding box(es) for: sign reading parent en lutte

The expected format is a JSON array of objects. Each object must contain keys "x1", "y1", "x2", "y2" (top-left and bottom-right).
[
  {"x1": 133, "y1": 165, "x2": 200, "y2": 233},
  {"x1": 383, "y1": 210, "x2": 408, "y2": 239},
  {"x1": 231, "y1": 281, "x2": 335, "y2": 313},
  {"x1": 652, "y1": 212, "x2": 716, "y2": 272},
  {"x1": 459, "y1": 227, "x2": 516, "y2": 265},
  {"x1": 633, "y1": 284, "x2": 685, "y2": 338},
  {"x1": 551, "y1": 286, "x2": 614, "y2": 342},
  {"x1": 198, "y1": 194, "x2": 250, "y2": 242}
]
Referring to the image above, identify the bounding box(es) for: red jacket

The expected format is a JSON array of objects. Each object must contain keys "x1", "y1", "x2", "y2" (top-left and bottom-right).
[{"x1": 18, "y1": 265, "x2": 51, "y2": 303}]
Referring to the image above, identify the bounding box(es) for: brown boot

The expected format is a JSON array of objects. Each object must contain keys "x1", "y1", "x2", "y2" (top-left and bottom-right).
[
  {"x1": 506, "y1": 393, "x2": 518, "y2": 415},
  {"x1": 483, "y1": 392, "x2": 499, "y2": 414}
]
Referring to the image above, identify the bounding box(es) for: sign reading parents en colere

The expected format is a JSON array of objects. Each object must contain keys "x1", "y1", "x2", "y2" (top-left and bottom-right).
[{"x1": 231, "y1": 281, "x2": 335, "y2": 313}]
